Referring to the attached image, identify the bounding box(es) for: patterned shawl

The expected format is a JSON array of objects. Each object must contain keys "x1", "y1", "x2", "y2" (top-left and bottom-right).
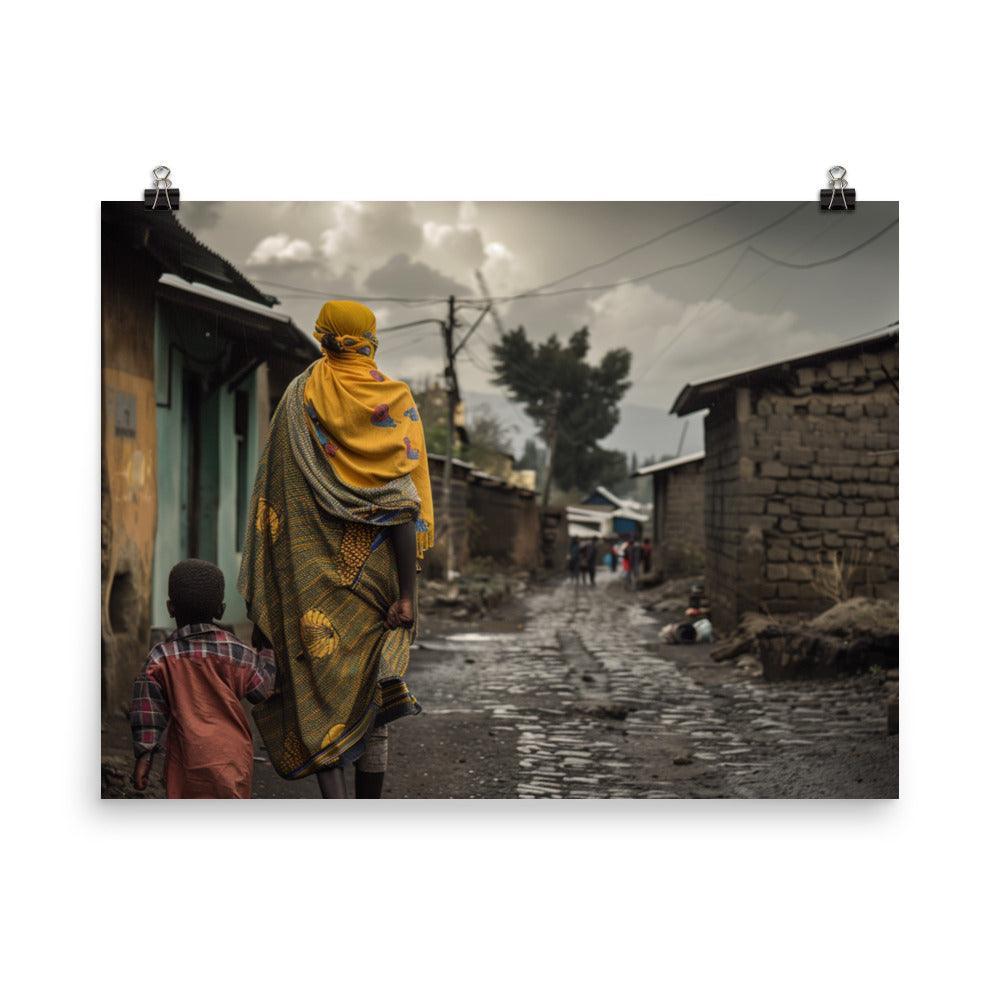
[{"x1": 237, "y1": 369, "x2": 421, "y2": 779}]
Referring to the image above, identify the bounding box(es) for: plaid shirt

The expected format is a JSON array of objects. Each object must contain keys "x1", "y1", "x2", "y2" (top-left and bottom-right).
[{"x1": 131, "y1": 623, "x2": 276, "y2": 757}]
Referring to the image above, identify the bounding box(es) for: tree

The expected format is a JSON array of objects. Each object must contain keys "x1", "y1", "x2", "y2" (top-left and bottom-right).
[
  {"x1": 463, "y1": 404, "x2": 515, "y2": 477},
  {"x1": 490, "y1": 325, "x2": 631, "y2": 507},
  {"x1": 515, "y1": 438, "x2": 545, "y2": 473}
]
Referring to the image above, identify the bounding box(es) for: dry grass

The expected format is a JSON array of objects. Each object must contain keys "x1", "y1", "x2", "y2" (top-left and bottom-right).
[{"x1": 811, "y1": 545, "x2": 873, "y2": 604}]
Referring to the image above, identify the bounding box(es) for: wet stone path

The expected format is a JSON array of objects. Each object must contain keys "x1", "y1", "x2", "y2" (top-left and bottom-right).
[{"x1": 387, "y1": 570, "x2": 897, "y2": 799}]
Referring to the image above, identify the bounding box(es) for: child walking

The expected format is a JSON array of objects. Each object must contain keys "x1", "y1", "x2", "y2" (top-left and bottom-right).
[{"x1": 130, "y1": 559, "x2": 275, "y2": 798}]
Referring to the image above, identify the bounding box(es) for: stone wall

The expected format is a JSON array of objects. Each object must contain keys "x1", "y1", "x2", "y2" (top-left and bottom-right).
[
  {"x1": 653, "y1": 459, "x2": 705, "y2": 576},
  {"x1": 703, "y1": 392, "x2": 744, "y2": 631},
  {"x1": 468, "y1": 481, "x2": 540, "y2": 569},
  {"x1": 703, "y1": 342, "x2": 899, "y2": 633}
]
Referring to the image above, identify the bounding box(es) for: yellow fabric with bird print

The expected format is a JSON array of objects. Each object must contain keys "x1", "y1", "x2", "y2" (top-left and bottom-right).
[{"x1": 303, "y1": 300, "x2": 434, "y2": 557}]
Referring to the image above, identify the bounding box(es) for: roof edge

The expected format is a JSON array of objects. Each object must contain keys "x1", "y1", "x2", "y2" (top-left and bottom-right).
[
  {"x1": 671, "y1": 324, "x2": 899, "y2": 416},
  {"x1": 633, "y1": 450, "x2": 706, "y2": 477}
]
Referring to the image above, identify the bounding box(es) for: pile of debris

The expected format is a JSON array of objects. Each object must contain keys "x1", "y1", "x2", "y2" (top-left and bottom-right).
[
  {"x1": 644, "y1": 579, "x2": 716, "y2": 645},
  {"x1": 712, "y1": 596, "x2": 898, "y2": 681},
  {"x1": 638, "y1": 577, "x2": 704, "y2": 618},
  {"x1": 419, "y1": 571, "x2": 529, "y2": 621}
]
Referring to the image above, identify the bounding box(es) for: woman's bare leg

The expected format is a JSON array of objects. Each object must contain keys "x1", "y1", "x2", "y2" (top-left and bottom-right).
[{"x1": 316, "y1": 765, "x2": 347, "y2": 798}]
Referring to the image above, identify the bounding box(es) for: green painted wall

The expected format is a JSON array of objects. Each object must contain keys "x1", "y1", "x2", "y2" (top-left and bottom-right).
[
  {"x1": 151, "y1": 305, "x2": 261, "y2": 631},
  {"x1": 152, "y1": 315, "x2": 182, "y2": 628}
]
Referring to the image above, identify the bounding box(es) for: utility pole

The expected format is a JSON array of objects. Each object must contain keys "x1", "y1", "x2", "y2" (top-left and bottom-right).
[
  {"x1": 441, "y1": 294, "x2": 458, "y2": 580},
  {"x1": 540, "y1": 388, "x2": 561, "y2": 511}
]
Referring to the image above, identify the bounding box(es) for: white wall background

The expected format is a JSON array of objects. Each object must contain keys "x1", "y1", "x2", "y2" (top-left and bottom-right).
[{"x1": 2, "y1": 2, "x2": 997, "y2": 998}]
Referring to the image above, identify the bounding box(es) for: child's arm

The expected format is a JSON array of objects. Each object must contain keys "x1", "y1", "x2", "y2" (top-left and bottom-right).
[
  {"x1": 243, "y1": 646, "x2": 276, "y2": 704},
  {"x1": 386, "y1": 520, "x2": 416, "y2": 629},
  {"x1": 130, "y1": 650, "x2": 170, "y2": 790}
]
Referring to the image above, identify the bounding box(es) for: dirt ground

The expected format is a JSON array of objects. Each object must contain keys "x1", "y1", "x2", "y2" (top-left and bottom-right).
[{"x1": 101, "y1": 568, "x2": 897, "y2": 799}]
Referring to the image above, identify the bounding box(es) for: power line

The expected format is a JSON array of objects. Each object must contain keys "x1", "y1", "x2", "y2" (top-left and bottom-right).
[
  {"x1": 378, "y1": 317, "x2": 445, "y2": 334},
  {"x1": 254, "y1": 204, "x2": 739, "y2": 310},
  {"x1": 459, "y1": 203, "x2": 809, "y2": 304},
  {"x1": 511, "y1": 202, "x2": 739, "y2": 298},
  {"x1": 746, "y1": 218, "x2": 898, "y2": 269},
  {"x1": 448, "y1": 209, "x2": 812, "y2": 404},
  {"x1": 757, "y1": 216, "x2": 840, "y2": 316},
  {"x1": 474, "y1": 211, "x2": 846, "y2": 393},
  {"x1": 252, "y1": 277, "x2": 453, "y2": 305},
  {"x1": 632, "y1": 213, "x2": 858, "y2": 383},
  {"x1": 377, "y1": 329, "x2": 439, "y2": 350},
  {"x1": 651, "y1": 218, "x2": 895, "y2": 374},
  {"x1": 250, "y1": 204, "x2": 781, "y2": 312},
  {"x1": 651, "y1": 215, "x2": 837, "y2": 365},
  {"x1": 633, "y1": 246, "x2": 751, "y2": 384}
]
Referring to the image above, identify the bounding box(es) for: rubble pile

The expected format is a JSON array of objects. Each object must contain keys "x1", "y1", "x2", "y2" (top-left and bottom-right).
[
  {"x1": 419, "y1": 571, "x2": 530, "y2": 621},
  {"x1": 637, "y1": 577, "x2": 703, "y2": 618},
  {"x1": 712, "y1": 596, "x2": 898, "y2": 681}
]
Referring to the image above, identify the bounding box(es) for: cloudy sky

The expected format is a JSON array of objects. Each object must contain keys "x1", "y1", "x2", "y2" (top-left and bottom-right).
[{"x1": 179, "y1": 201, "x2": 898, "y2": 459}]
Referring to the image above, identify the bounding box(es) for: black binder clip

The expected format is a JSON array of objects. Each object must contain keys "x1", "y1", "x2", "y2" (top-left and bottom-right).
[
  {"x1": 820, "y1": 165, "x2": 855, "y2": 210},
  {"x1": 144, "y1": 165, "x2": 180, "y2": 211}
]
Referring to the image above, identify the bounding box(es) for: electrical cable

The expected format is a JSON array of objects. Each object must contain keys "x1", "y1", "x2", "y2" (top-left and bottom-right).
[
  {"x1": 746, "y1": 218, "x2": 898, "y2": 269},
  {"x1": 249, "y1": 204, "x2": 773, "y2": 312},
  {"x1": 632, "y1": 246, "x2": 751, "y2": 385},
  {"x1": 378, "y1": 317, "x2": 445, "y2": 334},
  {"x1": 458, "y1": 203, "x2": 809, "y2": 305},
  {"x1": 252, "y1": 277, "x2": 453, "y2": 305},
  {"x1": 511, "y1": 202, "x2": 739, "y2": 297},
  {"x1": 632, "y1": 214, "x2": 844, "y2": 384}
]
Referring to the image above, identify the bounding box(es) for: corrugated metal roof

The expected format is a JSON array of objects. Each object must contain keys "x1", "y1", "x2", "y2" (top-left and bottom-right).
[
  {"x1": 156, "y1": 274, "x2": 317, "y2": 364},
  {"x1": 671, "y1": 323, "x2": 899, "y2": 416},
  {"x1": 427, "y1": 453, "x2": 475, "y2": 470},
  {"x1": 158, "y1": 273, "x2": 290, "y2": 321},
  {"x1": 566, "y1": 506, "x2": 605, "y2": 519},
  {"x1": 103, "y1": 202, "x2": 276, "y2": 306}
]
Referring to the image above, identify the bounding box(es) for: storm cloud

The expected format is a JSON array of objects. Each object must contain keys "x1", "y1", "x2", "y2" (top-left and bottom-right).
[{"x1": 179, "y1": 200, "x2": 898, "y2": 456}]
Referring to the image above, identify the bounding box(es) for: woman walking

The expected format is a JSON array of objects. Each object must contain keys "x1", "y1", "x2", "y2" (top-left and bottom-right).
[{"x1": 239, "y1": 301, "x2": 433, "y2": 798}]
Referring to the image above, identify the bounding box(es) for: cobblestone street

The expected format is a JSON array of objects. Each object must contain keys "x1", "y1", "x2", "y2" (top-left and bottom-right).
[{"x1": 247, "y1": 569, "x2": 898, "y2": 799}]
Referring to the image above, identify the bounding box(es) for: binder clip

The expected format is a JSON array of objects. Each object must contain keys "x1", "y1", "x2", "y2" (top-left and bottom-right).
[
  {"x1": 820, "y1": 165, "x2": 855, "y2": 210},
  {"x1": 144, "y1": 165, "x2": 180, "y2": 211}
]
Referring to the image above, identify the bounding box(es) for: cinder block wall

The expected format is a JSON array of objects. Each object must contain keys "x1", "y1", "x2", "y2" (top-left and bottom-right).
[
  {"x1": 704, "y1": 393, "x2": 743, "y2": 631},
  {"x1": 468, "y1": 483, "x2": 540, "y2": 569},
  {"x1": 704, "y1": 343, "x2": 899, "y2": 633},
  {"x1": 655, "y1": 461, "x2": 705, "y2": 576}
]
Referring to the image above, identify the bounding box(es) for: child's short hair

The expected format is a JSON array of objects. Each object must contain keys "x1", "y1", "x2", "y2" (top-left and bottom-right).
[{"x1": 168, "y1": 559, "x2": 225, "y2": 624}]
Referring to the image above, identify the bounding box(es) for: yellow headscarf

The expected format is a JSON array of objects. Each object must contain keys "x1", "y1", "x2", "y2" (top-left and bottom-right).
[{"x1": 303, "y1": 301, "x2": 434, "y2": 557}]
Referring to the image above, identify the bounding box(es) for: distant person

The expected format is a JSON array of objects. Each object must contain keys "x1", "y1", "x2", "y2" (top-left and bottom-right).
[
  {"x1": 621, "y1": 540, "x2": 632, "y2": 588},
  {"x1": 624, "y1": 534, "x2": 641, "y2": 590},
  {"x1": 641, "y1": 537, "x2": 653, "y2": 575},
  {"x1": 131, "y1": 559, "x2": 276, "y2": 798},
  {"x1": 569, "y1": 536, "x2": 581, "y2": 584},
  {"x1": 609, "y1": 541, "x2": 619, "y2": 573},
  {"x1": 586, "y1": 539, "x2": 597, "y2": 585}
]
